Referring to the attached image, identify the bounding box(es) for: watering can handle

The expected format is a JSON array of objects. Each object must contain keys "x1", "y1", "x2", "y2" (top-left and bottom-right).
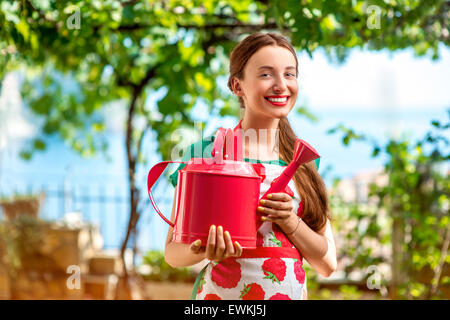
[{"x1": 147, "y1": 161, "x2": 185, "y2": 227}]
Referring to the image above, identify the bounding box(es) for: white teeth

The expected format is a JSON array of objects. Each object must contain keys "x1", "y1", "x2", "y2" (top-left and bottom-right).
[{"x1": 266, "y1": 97, "x2": 288, "y2": 102}]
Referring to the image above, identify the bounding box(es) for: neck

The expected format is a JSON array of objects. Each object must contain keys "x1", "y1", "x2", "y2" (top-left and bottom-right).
[{"x1": 240, "y1": 114, "x2": 280, "y2": 160}]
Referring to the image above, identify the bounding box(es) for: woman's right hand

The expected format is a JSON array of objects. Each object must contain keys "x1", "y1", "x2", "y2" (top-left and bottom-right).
[{"x1": 189, "y1": 225, "x2": 243, "y2": 262}]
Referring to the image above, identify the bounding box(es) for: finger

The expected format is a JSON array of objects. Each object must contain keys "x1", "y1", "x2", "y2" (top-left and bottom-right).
[
  {"x1": 233, "y1": 241, "x2": 243, "y2": 257},
  {"x1": 267, "y1": 193, "x2": 291, "y2": 201},
  {"x1": 205, "y1": 225, "x2": 216, "y2": 259},
  {"x1": 261, "y1": 211, "x2": 291, "y2": 222},
  {"x1": 223, "y1": 230, "x2": 235, "y2": 257},
  {"x1": 190, "y1": 239, "x2": 202, "y2": 254},
  {"x1": 259, "y1": 199, "x2": 291, "y2": 210},
  {"x1": 260, "y1": 215, "x2": 275, "y2": 222},
  {"x1": 258, "y1": 206, "x2": 278, "y2": 217},
  {"x1": 215, "y1": 226, "x2": 226, "y2": 258}
]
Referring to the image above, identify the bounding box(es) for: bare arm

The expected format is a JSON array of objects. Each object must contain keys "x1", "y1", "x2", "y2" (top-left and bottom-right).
[
  {"x1": 164, "y1": 185, "x2": 207, "y2": 268},
  {"x1": 284, "y1": 218, "x2": 337, "y2": 277}
]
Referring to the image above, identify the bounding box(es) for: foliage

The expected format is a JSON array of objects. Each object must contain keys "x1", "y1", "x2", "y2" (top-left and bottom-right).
[
  {"x1": 0, "y1": 0, "x2": 448, "y2": 161},
  {"x1": 140, "y1": 249, "x2": 196, "y2": 283},
  {"x1": 0, "y1": 215, "x2": 49, "y2": 278},
  {"x1": 304, "y1": 194, "x2": 390, "y2": 300},
  {"x1": 327, "y1": 109, "x2": 449, "y2": 299},
  {"x1": 369, "y1": 112, "x2": 449, "y2": 299}
]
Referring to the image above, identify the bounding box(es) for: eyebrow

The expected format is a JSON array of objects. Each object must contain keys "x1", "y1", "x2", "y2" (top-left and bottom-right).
[{"x1": 258, "y1": 65, "x2": 296, "y2": 71}]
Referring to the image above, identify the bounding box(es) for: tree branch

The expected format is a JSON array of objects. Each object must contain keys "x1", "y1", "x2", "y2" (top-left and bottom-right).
[
  {"x1": 428, "y1": 226, "x2": 450, "y2": 298},
  {"x1": 117, "y1": 21, "x2": 290, "y2": 33}
]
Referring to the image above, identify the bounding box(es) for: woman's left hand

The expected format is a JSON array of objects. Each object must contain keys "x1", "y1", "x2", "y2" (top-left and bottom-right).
[{"x1": 257, "y1": 193, "x2": 298, "y2": 232}]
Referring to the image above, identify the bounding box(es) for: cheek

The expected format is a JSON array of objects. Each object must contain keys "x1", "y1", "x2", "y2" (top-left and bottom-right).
[
  {"x1": 253, "y1": 80, "x2": 270, "y2": 91},
  {"x1": 247, "y1": 83, "x2": 270, "y2": 100},
  {"x1": 289, "y1": 82, "x2": 299, "y2": 99},
  {"x1": 290, "y1": 80, "x2": 299, "y2": 93},
  {"x1": 243, "y1": 81, "x2": 264, "y2": 96}
]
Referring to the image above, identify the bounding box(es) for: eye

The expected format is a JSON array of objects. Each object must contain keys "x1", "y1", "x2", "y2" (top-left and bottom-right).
[
  {"x1": 260, "y1": 73, "x2": 271, "y2": 78},
  {"x1": 286, "y1": 72, "x2": 296, "y2": 77}
]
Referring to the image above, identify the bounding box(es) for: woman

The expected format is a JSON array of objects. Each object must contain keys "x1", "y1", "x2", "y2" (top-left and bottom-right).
[{"x1": 164, "y1": 32, "x2": 337, "y2": 300}]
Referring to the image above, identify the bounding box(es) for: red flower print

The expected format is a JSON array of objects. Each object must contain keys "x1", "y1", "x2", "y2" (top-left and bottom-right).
[
  {"x1": 294, "y1": 259, "x2": 305, "y2": 284},
  {"x1": 262, "y1": 258, "x2": 286, "y2": 284},
  {"x1": 204, "y1": 294, "x2": 221, "y2": 300},
  {"x1": 211, "y1": 258, "x2": 241, "y2": 289},
  {"x1": 269, "y1": 293, "x2": 291, "y2": 300},
  {"x1": 271, "y1": 226, "x2": 293, "y2": 248},
  {"x1": 240, "y1": 283, "x2": 265, "y2": 300}
]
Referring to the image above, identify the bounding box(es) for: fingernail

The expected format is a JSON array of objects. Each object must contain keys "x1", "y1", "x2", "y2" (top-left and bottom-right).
[
  {"x1": 194, "y1": 239, "x2": 201, "y2": 246},
  {"x1": 211, "y1": 225, "x2": 216, "y2": 230},
  {"x1": 257, "y1": 206, "x2": 264, "y2": 212},
  {"x1": 267, "y1": 194, "x2": 272, "y2": 199},
  {"x1": 234, "y1": 241, "x2": 241, "y2": 247},
  {"x1": 261, "y1": 216, "x2": 267, "y2": 221},
  {"x1": 225, "y1": 230, "x2": 230, "y2": 237},
  {"x1": 218, "y1": 225, "x2": 223, "y2": 232},
  {"x1": 260, "y1": 199, "x2": 266, "y2": 205}
]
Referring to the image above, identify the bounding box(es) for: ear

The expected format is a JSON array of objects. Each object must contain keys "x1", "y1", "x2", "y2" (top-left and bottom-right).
[{"x1": 232, "y1": 77, "x2": 243, "y2": 97}]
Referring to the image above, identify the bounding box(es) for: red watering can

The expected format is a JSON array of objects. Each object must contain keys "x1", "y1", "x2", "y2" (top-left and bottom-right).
[{"x1": 147, "y1": 122, "x2": 320, "y2": 248}]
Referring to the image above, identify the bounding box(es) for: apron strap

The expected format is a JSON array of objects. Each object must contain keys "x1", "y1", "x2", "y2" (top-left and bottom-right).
[{"x1": 190, "y1": 264, "x2": 207, "y2": 300}]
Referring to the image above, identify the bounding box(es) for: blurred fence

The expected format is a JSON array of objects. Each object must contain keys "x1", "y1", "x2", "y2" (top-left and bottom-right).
[{"x1": 0, "y1": 177, "x2": 176, "y2": 251}]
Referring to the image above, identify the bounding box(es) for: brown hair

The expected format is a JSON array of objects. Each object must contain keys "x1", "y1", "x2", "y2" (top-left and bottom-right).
[{"x1": 227, "y1": 32, "x2": 331, "y2": 232}]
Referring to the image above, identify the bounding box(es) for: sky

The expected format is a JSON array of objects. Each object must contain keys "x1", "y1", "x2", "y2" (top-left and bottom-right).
[{"x1": 297, "y1": 45, "x2": 450, "y2": 111}]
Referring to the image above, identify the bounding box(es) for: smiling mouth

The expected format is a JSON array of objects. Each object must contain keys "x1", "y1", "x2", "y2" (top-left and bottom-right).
[{"x1": 264, "y1": 96, "x2": 290, "y2": 105}]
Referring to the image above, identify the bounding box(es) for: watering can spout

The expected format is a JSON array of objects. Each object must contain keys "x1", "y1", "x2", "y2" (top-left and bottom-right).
[
  {"x1": 288, "y1": 139, "x2": 320, "y2": 176},
  {"x1": 260, "y1": 139, "x2": 320, "y2": 201}
]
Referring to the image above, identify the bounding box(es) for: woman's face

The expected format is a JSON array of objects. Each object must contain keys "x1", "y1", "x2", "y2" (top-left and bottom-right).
[{"x1": 233, "y1": 45, "x2": 298, "y2": 120}]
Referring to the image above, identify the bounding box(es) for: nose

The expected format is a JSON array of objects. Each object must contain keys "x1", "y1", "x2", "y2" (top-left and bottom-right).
[{"x1": 273, "y1": 74, "x2": 288, "y2": 93}]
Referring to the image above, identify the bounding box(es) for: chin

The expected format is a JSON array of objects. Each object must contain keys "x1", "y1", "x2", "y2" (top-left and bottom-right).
[{"x1": 269, "y1": 108, "x2": 291, "y2": 118}]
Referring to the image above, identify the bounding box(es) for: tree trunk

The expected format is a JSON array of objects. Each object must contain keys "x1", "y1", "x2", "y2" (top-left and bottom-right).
[
  {"x1": 390, "y1": 206, "x2": 405, "y2": 300},
  {"x1": 114, "y1": 65, "x2": 160, "y2": 300},
  {"x1": 115, "y1": 89, "x2": 142, "y2": 299}
]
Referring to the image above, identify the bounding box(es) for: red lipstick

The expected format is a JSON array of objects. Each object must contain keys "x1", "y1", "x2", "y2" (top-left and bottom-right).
[{"x1": 264, "y1": 95, "x2": 290, "y2": 106}]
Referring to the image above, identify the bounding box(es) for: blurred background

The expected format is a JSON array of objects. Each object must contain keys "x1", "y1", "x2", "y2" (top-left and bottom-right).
[{"x1": 0, "y1": 0, "x2": 448, "y2": 300}]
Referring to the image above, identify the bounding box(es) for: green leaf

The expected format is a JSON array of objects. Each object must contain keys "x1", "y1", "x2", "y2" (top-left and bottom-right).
[
  {"x1": 33, "y1": 139, "x2": 46, "y2": 151},
  {"x1": 269, "y1": 232, "x2": 282, "y2": 247},
  {"x1": 343, "y1": 135, "x2": 350, "y2": 145},
  {"x1": 16, "y1": 19, "x2": 30, "y2": 42},
  {"x1": 19, "y1": 151, "x2": 32, "y2": 161},
  {"x1": 431, "y1": 120, "x2": 440, "y2": 128},
  {"x1": 371, "y1": 146, "x2": 381, "y2": 157},
  {"x1": 296, "y1": 106, "x2": 320, "y2": 122},
  {"x1": 263, "y1": 271, "x2": 280, "y2": 284}
]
